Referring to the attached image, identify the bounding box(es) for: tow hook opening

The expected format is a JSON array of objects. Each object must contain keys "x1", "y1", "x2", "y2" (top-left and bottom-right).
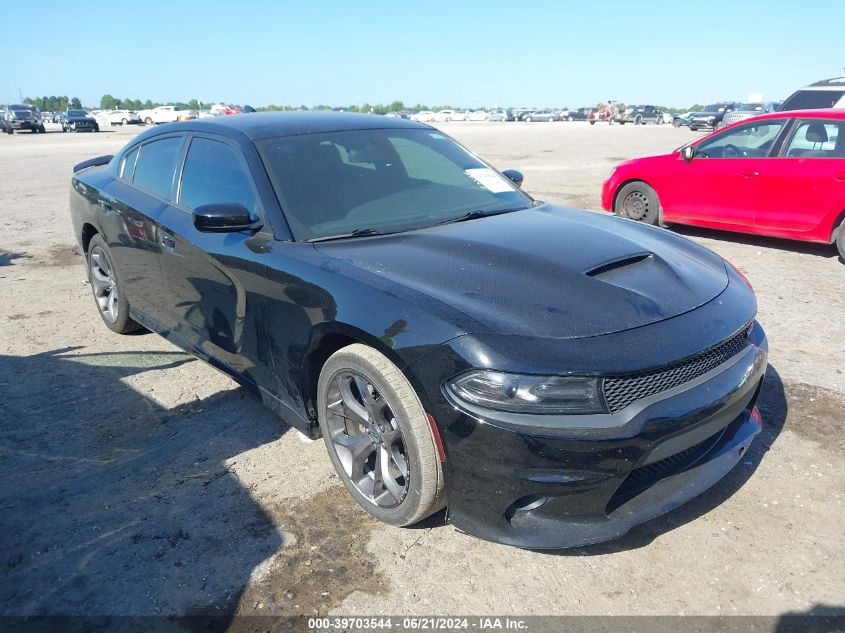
[{"x1": 505, "y1": 494, "x2": 549, "y2": 521}]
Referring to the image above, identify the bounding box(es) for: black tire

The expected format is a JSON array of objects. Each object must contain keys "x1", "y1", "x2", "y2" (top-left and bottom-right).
[
  {"x1": 614, "y1": 181, "x2": 661, "y2": 226},
  {"x1": 38, "y1": 124, "x2": 46, "y2": 133},
  {"x1": 121, "y1": 118, "x2": 128, "y2": 126},
  {"x1": 85, "y1": 234, "x2": 144, "y2": 334},
  {"x1": 144, "y1": 117, "x2": 153, "y2": 125},
  {"x1": 6, "y1": 126, "x2": 13, "y2": 135},
  {"x1": 567, "y1": 115, "x2": 574, "y2": 121},
  {"x1": 673, "y1": 119, "x2": 682, "y2": 127},
  {"x1": 317, "y1": 344, "x2": 445, "y2": 527},
  {"x1": 589, "y1": 120, "x2": 595, "y2": 125},
  {"x1": 836, "y1": 220, "x2": 845, "y2": 261},
  {"x1": 93, "y1": 124, "x2": 99, "y2": 133},
  {"x1": 634, "y1": 116, "x2": 642, "y2": 125}
]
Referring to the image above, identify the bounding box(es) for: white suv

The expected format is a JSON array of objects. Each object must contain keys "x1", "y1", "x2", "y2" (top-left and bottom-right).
[{"x1": 780, "y1": 76, "x2": 845, "y2": 111}]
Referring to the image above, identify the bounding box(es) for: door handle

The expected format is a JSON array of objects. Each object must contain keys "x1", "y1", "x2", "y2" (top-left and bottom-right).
[
  {"x1": 160, "y1": 234, "x2": 175, "y2": 252},
  {"x1": 741, "y1": 171, "x2": 759, "y2": 178},
  {"x1": 98, "y1": 199, "x2": 113, "y2": 212}
]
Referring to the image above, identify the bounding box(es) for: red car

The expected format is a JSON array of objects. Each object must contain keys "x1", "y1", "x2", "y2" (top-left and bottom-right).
[{"x1": 602, "y1": 109, "x2": 845, "y2": 259}]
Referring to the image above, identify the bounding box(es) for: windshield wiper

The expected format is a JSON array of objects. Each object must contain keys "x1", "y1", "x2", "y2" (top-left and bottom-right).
[
  {"x1": 308, "y1": 228, "x2": 386, "y2": 243},
  {"x1": 436, "y1": 207, "x2": 526, "y2": 226}
]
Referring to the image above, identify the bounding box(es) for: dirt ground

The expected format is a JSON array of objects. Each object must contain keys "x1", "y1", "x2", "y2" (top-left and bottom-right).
[{"x1": 1, "y1": 121, "x2": 843, "y2": 627}]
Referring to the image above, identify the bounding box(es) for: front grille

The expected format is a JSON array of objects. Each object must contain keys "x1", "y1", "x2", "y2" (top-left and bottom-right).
[{"x1": 602, "y1": 326, "x2": 752, "y2": 413}]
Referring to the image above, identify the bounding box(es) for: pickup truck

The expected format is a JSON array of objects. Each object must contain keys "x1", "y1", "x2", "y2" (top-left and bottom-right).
[
  {"x1": 614, "y1": 105, "x2": 662, "y2": 125},
  {"x1": 1, "y1": 104, "x2": 46, "y2": 134},
  {"x1": 137, "y1": 106, "x2": 195, "y2": 125}
]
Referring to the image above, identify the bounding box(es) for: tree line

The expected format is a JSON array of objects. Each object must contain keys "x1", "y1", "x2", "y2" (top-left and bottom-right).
[
  {"x1": 21, "y1": 94, "x2": 709, "y2": 115},
  {"x1": 22, "y1": 96, "x2": 82, "y2": 112}
]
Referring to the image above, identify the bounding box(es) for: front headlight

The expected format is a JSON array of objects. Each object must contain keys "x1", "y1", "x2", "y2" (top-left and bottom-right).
[{"x1": 446, "y1": 370, "x2": 606, "y2": 415}]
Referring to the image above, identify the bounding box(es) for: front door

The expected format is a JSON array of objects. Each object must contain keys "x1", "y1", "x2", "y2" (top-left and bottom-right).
[
  {"x1": 756, "y1": 119, "x2": 845, "y2": 239},
  {"x1": 156, "y1": 134, "x2": 275, "y2": 390},
  {"x1": 662, "y1": 119, "x2": 788, "y2": 229}
]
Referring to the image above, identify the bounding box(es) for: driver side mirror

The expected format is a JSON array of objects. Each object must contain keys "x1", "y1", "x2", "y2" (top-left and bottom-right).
[
  {"x1": 193, "y1": 203, "x2": 261, "y2": 233},
  {"x1": 502, "y1": 169, "x2": 524, "y2": 186},
  {"x1": 681, "y1": 146, "x2": 695, "y2": 162}
]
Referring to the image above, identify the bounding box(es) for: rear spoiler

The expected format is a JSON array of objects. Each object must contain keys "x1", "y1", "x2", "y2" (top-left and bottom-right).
[{"x1": 73, "y1": 154, "x2": 113, "y2": 173}]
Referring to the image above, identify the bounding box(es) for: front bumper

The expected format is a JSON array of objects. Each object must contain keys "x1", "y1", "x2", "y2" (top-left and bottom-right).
[
  {"x1": 432, "y1": 323, "x2": 767, "y2": 548},
  {"x1": 7, "y1": 120, "x2": 35, "y2": 129},
  {"x1": 690, "y1": 117, "x2": 717, "y2": 128}
]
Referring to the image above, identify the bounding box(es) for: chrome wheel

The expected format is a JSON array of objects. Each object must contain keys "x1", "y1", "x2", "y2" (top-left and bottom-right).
[
  {"x1": 325, "y1": 371, "x2": 409, "y2": 508},
  {"x1": 622, "y1": 190, "x2": 650, "y2": 221},
  {"x1": 89, "y1": 246, "x2": 118, "y2": 324}
]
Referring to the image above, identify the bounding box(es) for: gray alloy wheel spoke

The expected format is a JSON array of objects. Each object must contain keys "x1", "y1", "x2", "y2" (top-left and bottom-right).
[
  {"x1": 336, "y1": 376, "x2": 370, "y2": 426},
  {"x1": 333, "y1": 431, "x2": 376, "y2": 479},
  {"x1": 389, "y1": 443, "x2": 409, "y2": 479},
  {"x1": 377, "y1": 446, "x2": 404, "y2": 503},
  {"x1": 89, "y1": 247, "x2": 118, "y2": 323}
]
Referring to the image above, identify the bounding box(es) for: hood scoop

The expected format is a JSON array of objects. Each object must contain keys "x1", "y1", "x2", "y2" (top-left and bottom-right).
[{"x1": 586, "y1": 253, "x2": 653, "y2": 278}]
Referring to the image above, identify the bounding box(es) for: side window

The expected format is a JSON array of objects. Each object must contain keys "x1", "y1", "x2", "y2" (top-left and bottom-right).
[
  {"x1": 696, "y1": 121, "x2": 785, "y2": 158},
  {"x1": 784, "y1": 121, "x2": 844, "y2": 158},
  {"x1": 132, "y1": 137, "x2": 183, "y2": 198},
  {"x1": 179, "y1": 137, "x2": 256, "y2": 214},
  {"x1": 120, "y1": 146, "x2": 139, "y2": 180}
]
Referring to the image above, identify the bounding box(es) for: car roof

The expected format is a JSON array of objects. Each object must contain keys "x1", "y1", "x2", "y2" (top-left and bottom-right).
[
  {"x1": 141, "y1": 111, "x2": 431, "y2": 142},
  {"x1": 745, "y1": 108, "x2": 845, "y2": 121},
  {"x1": 807, "y1": 76, "x2": 845, "y2": 88}
]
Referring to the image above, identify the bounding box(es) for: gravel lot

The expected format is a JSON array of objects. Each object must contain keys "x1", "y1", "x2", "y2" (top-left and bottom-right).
[{"x1": 1, "y1": 121, "x2": 843, "y2": 627}]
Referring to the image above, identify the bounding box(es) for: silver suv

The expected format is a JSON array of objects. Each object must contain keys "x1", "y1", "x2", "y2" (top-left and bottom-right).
[
  {"x1": 780, "y1": 76, "x2": 845, "y2": 111},
  {"x1": 1, "y1": 104, "x2": 46, "y2": 134},
  {"x1": 717, "y1": 102, "x2": 781, "y2": 129}
]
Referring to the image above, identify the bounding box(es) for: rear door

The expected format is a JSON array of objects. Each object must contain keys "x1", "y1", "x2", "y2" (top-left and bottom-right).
[
  {"x1": 661, "y1": 119, "x2": 788, "y2": 229},
  {"x1": 156, "y1": 133, "x2": 275, "y2": 388},
  {"x1": 98, "y1": 134, "x2": 185, "y2": 326},
  {"x1": 756, "y1": 118, "x2": 845, "y2": 240}
]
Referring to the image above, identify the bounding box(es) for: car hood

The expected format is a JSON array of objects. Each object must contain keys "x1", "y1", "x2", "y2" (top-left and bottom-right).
[{"x1": 315, "y1": 205, "x2": 729, "y2": 339}]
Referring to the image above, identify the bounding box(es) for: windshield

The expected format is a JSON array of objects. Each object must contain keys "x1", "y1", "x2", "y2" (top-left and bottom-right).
[
  {"x1": 704, "y1": 104, "x2": 727, "y2": 112},
  {"x1": 257, "y1": 128, "x2": 532, "y2": 241},
  {"x1": 738, "y1": 103, "x2": 764, "y2": 111},
  {"x1": 68, "y1": 110, "x2": 88, "y2": 117}
]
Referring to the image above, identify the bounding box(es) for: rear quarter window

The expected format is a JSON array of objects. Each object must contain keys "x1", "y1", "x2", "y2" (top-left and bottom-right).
[{"x1": 132, "y1": 137, "x2": 183, "y2": 199}]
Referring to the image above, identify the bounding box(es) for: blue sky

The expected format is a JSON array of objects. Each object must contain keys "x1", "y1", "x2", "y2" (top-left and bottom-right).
[{"x1": 1, "y1": 0, "x2": 842, "y2": 108}]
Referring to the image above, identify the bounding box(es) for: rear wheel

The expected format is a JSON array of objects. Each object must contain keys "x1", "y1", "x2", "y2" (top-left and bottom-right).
[
  {"x1": 634, "y1": 116, "x2": 642, "y2": 125},
  {"x1": 673, "y1": 119, "x2": 682, "y2": 127},
  {"x1": 836, "y1": 220, "x2": 845, "y2": 261},
  {"x1": 317, "y1": 344, "x2": 445, "y2": 526},
  {"x1": 144, "y1": 117, "x2": 153, "y2": 125},
  {"x1": 86, "y1": 234, "x2": 144, "y2": 334},
  {"x1": 614, "y1": 181, "x2": 661, "y2": 226}
]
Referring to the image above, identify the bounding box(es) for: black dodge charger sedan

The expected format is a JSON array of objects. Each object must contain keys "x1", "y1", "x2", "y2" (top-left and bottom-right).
[{"x1": 69, "y1": 112, "x2": 767, "y2": 548}]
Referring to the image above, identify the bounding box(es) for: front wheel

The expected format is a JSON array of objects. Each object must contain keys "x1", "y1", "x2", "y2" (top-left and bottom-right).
[
  {"x1": 673, "y1": 119, "x2": 682, "y2": 127},
  {"x1": 86, "y1": 234, "x2": 144, "y2": 334},
  {"x1": 614, "y1": 181, "x2": 661, "y2": 226},
  {"x1": 317, "y1": 344, "x2": 445, "y2": 526},
  {"x1": 144, "y1": 117, "x2": 153, "y2": 125}
]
